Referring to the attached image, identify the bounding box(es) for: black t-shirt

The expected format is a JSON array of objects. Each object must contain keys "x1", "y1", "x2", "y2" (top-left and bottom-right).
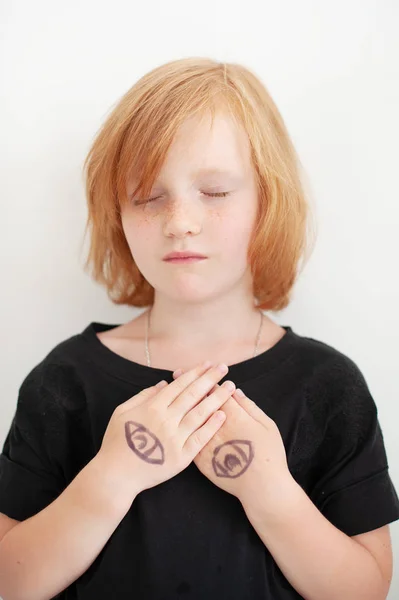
[{"x1": 1, "y1": 322, "x2": 398, "y2": 600}]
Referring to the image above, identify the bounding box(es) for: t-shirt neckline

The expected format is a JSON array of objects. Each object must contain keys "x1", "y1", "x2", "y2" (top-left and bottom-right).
[{"x1": 81, "y1": 321, "x2": 298, "y2": 386}]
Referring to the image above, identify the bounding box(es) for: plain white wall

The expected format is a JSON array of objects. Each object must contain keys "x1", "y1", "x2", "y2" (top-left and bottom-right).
[{"x1": 1, "y1": 0, "x2": 398, "y2": 596}]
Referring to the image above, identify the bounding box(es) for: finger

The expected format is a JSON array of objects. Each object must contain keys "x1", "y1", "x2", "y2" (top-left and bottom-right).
[
  {"x1": 232, "y1": 389, "x2": 268, "y2": 423},
  {"x1": 183, "y1": 410, "x2": 226, "y2": 458},
  {"x1": 207, "y1": 383, "x2": 218, "y2": 396},
  {"x1": 156, "y1": 361, "x2": 215, "y2": 408},
  {"x1": 179, "y1": 379, "x2": 235, "y2": 432},
  {"x1": 174, "y1": 369, "x2": 218, "y2": 397},
  {"x1": 117, "y1": 380, "x2": 168, "y2": 414},
  {"x1": 169, "y1": 363, "x2": 230, "y2": 416},
  {"x1": 173, "y1": 369, "x2": 225, "y2": 400}
]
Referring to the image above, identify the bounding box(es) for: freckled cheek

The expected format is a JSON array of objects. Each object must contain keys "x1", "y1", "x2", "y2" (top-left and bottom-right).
[
  {"x1": 122, "y1": 217, "x2": 156, "y2": 257},
  {"x1": 123, "y1": 207, "x2": 251, "y2": 251},
  {"x1": 212, "y1": 212, "x2": 252, "y2": 245},
  {"x1": 126, "y1": 210, "x2": 157, "y2": 233}
]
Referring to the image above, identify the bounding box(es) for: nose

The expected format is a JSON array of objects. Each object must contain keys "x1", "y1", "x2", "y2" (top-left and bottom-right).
[{"x1": 162, "y1": 198, "x2": 202, "y2": 238}]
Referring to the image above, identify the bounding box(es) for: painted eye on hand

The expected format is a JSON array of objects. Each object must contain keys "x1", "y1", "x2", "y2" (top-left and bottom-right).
[
  {"x1": 124, "y1": 421, "x2": 165, "y2": 465},
  {"x1": 212, "y1": 439, "x2": 254, "y2": 478}
]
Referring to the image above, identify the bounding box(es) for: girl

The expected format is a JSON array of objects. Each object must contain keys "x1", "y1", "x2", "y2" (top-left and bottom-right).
[{"x1": 0, "y1": 57, "x2": 398, "y2": 600}]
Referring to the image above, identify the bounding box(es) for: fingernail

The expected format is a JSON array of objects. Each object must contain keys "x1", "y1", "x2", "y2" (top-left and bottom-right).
[
  {"x1": 156, "y1": 380, "x2": 167, "y2": 388},
  {"x1": 173, "y1": 368, "x2": 183, "y2": 378},
  {"x1": 202, "y1": 360, "x2": 213, "y2": 370},
  {"x1": 223, "y1": 381, "x2": 235, "y2": 392},
  {"x1": 235, "y1": 388, "x2": 245, "y2": 397}
]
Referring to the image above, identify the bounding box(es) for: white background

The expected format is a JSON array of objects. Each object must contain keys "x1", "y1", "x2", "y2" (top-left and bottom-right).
[{"x1": 1, "y1": 0, "x2": 398, "y2": 596}]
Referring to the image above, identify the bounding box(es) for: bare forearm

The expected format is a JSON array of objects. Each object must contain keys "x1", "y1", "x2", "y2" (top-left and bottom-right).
[
  {"x1": 0, "y1": 456, "x2": 136, "y2": 600},
  {"x1": 241, "y1": 477, "x2": 388, "y2": 600}
]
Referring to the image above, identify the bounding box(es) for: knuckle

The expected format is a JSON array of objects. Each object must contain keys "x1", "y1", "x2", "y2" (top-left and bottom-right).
[
  {"x1": 194, "y1": 401, "x2": 207, "y2": 421},
  {"x1": 147, "y1": 402, "x2": 162, "y2": 420},
  {"x1": 269, "y1": 416, "x2": 278, "y2": 429},
  {"x1": 191, "y1": 429, "x2": 203, "y2": 448},
  {"x1": 173, "y1": 378, "x2": 189, "y2": 397},
  {"x1": 174, "y1": 377, "x2": 186, "y2": 390},
  {"x1": 113, "y1": 404, "x2": 126, "y2": 419},
  {"x1": 180, "y1": 410, "x2": 197, "y2": 432},
  {"x1": 159, "y1": 418, "x2": 173, "y2": 440},
  {"x1": 184, "y1": 386, "x2": 199, "y2": 402}
]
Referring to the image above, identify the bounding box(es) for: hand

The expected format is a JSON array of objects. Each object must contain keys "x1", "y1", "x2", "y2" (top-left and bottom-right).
[
  {"x1": 96, "y1": 362, "x2": 237, "y2": 500},
  {"x1": 173, "y1": 370, "x2": 291, "y2": 511}
]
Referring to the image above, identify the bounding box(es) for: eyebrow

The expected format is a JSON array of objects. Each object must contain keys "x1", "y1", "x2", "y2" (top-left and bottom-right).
[
  {"x1": 191, "y1": 167, "x2": 237, "y2": 178},
  {"x1": 154, "y1": 168, "x2": 238, "y2": 182},
  {"x1": 131, "y1": 167, "x2": 241, "y2": 194}
]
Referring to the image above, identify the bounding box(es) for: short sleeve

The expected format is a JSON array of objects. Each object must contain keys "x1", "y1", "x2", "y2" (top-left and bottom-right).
[
  {"x1": 0, "y1": 364, "x2": 67, "y2": 521},
  {"x1": 309, "y1": 357, "x2": 399, "y2": 537}
]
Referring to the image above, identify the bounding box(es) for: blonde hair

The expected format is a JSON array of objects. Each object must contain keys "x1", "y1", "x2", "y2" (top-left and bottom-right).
[{"x1": 82, "y1": 57, "x2": 316, "y2": 310}]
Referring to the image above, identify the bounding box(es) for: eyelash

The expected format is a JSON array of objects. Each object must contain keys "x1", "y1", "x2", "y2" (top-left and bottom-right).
[{"x1": 135, "y1": 191, "x2": 230, "y2": 206}]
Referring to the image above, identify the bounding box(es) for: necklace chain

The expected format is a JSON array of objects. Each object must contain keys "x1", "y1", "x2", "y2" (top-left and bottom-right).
[{"x1": 145, "y1": 307, "x2": 264, "y2": 368}]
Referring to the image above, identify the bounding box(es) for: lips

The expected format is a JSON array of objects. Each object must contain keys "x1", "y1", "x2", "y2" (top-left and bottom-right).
[
  {"x1": 164, "y1": 256, "x2": 207, "y2": 264},
  {"x1": 163, "y1": 251, "x2": 206, "y2": 260}
]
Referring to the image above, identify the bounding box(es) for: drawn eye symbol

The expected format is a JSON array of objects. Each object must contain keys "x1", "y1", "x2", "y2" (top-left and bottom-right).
[
  {"x1": 124, "y1": 421, "x2": 165, "y2": 465},
  {"x1": 212, "y1": 440, "x2": 254, "y2": 478}
]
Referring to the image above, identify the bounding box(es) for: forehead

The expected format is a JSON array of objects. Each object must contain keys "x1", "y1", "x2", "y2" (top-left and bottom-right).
[
  {"x1": 127, "y1": 112, "x2": 253, "y2": 193},
  {"x1": 189, "y1": 167, "x2": 237, "y2": 178},
  {"x1": 173, "y1": 111, "x2": 248, "y2": 153},
  {"x1": 161, "y1": 113, "x2": 252, "y2": 176},
  {"x1": 152, "y1": 167, "x2": 243, "y2": 185}
]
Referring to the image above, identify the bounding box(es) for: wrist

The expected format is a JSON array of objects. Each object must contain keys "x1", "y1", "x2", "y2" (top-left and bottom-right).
[
  {"x1": 240, "y1": 471, "x2": 302, "y2": 522},
  {"x1": 88, "y1": 453, "x2": 142, "y2": 515}
]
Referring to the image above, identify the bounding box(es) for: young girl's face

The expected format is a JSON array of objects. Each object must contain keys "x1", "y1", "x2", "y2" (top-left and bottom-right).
[{"x1": 122, "y1": 111, "x2": 260, "y2": 304}]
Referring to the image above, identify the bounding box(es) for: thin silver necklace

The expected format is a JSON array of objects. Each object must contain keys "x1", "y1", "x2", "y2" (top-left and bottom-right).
[{"x1": 145, "y1": 307, "x2": 264, "y2": 368}]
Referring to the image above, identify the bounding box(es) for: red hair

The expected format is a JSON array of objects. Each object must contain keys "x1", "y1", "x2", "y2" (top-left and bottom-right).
[{"x1": 82, "y1": 57, "x2": 316, "y2": 310}]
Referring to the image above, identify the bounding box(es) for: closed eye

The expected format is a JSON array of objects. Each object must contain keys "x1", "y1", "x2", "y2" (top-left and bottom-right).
[
  {"x1": 134, "y1": 191, "x2": 230, "y2": 206},
  {"x1": 205, "y1": 191, "x2": 230, "y2": 198}
]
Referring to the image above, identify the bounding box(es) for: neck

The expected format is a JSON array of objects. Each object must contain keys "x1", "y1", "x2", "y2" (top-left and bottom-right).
[{"x1": 145, "y1": 291, "x2": 263, "y2": 349}]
